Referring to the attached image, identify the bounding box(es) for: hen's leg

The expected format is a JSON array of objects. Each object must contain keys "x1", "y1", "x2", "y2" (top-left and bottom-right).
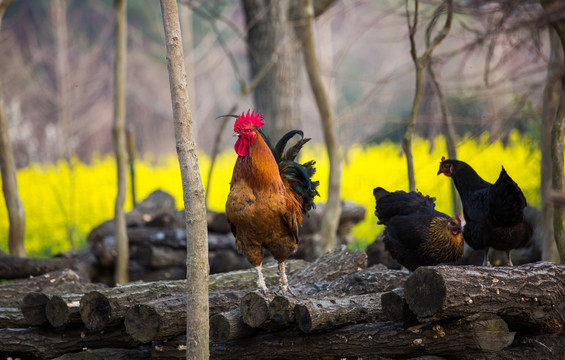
[
  {"x1": 506, "y1": 251, "x2": 513, "y2": 267},
  {"x1": 482, "y1": 248, "x2": 492, "y2": 266},
  {"x1": 277, "y1": 261, "x2": 296, "y2": 296},
  {"x1": 255, "y1": 264, "x2": 268, "y2": 294}
]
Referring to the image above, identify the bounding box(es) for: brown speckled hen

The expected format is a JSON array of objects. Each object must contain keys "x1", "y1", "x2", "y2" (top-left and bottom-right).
[{"x1": 373, "y1": 187, "x2": 464, "y2": 271}]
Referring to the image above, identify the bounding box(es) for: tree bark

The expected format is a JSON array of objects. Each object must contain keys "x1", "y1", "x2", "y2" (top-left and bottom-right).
[
  {"x1": 541, "y1": 28, "x2": 562, "y2": 263},
  {"x1": 294, "y1": 293, "x2": 386, "y2": 333},
  {"x1": 112, "y1": 0, "x2": 129, "y2": 286},
  {"x1": 541, "y1": 0, "x2": 565, "y2": 262},
  {"x1": 209, "y1": 314, "x2": 514, "y2": 359},
  {"x1": 0, "y1": 0, "x2": 25, "y2": 258},
  {"x1": 403, "y1": 0, "x2": 453, "y2": 191},
  {"x1": 296, "y1": 0, "x2": 342, "y2": 255},
  {"x1": 160, "y1": 1, "x2": 209, "y2": 358},
  {"x1": 404, "y1": 262, "x2": 565, "y2": 333}
]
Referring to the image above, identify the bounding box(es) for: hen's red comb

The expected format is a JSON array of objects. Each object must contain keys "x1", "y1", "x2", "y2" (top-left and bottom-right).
[
  {"x1": 440, "y1": 156, "x2": 447, "y2": 165},
  {"x1": 455, "y1": 213, "x2": 462, "y2": 224},
  {"x1": 234, "y1": 109, "x2": 264, "y2": 132}
]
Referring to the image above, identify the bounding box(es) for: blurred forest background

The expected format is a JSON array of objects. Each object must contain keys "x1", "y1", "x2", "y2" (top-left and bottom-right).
[{"x1": 0, "y1": 0, "x2": 561, "y2": 257}]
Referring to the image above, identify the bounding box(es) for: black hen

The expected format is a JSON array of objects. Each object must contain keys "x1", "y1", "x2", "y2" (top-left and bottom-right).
[
  {"x1": 437, "y1": 157, "x2": 533, "y2": 266},
  {"x1": 373, "y1": 187, "x2": 464, "y2": 271}
]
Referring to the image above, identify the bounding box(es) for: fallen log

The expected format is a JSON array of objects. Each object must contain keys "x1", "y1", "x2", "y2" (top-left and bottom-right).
[
  {"x1": 294, "y1": 293, "x2": 385, "y2": 333},
  {"x1": 404, "y1": 262, "x2": 565, "y2": 333},
  {"x1": 209, "y1": 308, "x2": 256, "y2": 343},
  {"x1": 381, "y1": 288, "x2": 418, "y2": 324},
  {"x1": 319, "y1": 264, "x2": 410, "y2": 296},
  {"x1": 0, "y1": 251, "x2": 72, "y2": 280},
  {"x1": 210, "y1": 313, "x2": 514, "y2": 358},
  {"x1": 291, "y1": 246, "x2": 367, "y2": 284},
  {"x1": 0, "y1": 325, "x2": 139, "y2": 359}
]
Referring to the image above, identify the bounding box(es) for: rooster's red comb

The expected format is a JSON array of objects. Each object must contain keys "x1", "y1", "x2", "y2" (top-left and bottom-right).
[
  {"x1": 234, "y1": 110, "x2": 264, "y2": 132},
  {"x1": 455, "y1": 213, "x2": 462, "y2": 224}
]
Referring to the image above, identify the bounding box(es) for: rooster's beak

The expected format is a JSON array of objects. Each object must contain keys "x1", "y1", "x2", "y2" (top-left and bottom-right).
[{"x1": 233, "y1": 132, "x2": 239, "y2": 137}]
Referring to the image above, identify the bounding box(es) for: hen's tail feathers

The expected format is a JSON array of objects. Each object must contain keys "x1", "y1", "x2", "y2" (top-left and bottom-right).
[
  {"x1": 373, "y1": 187, "x2": 436, "y2": 225},
  {"x1": 489, "y1": 167, "x2": 527, "y2": 226},
  {"x1": 273, "y1": 130, "x2": 320, "y2": 214}
]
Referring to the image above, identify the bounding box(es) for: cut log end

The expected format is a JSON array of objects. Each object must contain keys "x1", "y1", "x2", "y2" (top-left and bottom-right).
[
  {"x1": 45, "y1": 295, "x2": 70, "y2": 327},
  {"x1": 209, "y1": 308, "x2": 256, "y2": 343},
  {"x1": 240, "y1": 291, "x2": 271, "y2": 328},
  {"x1": 124, "y1": 304, "x2": 161, "y2": 343},
  {"x1": 268, "y1": 295, "x2": 295, "y2": 324},
  {"x1": 470, "y1": 313, "x2": 515, "y2": 353},
  {"x1": 294, "y1": 304, "x2": 313, "y2": 333},
  {"x1": 21, "y1": 292, "x2": 49, "y2": 326},
  {"x1": 80, "y1": 291, "x2": 112, "y2": 331},
  {"x1": 405, "y1": 267, "x2": 447, "y2": 318},
  {"x1": 381, "y1": 288, "x2": 416, "y2": 323}
]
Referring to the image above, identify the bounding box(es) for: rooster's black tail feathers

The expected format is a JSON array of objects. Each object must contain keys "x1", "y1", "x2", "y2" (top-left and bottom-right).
[{"x1": 266, "y1": 129, "x2": 320, "y2": 214}]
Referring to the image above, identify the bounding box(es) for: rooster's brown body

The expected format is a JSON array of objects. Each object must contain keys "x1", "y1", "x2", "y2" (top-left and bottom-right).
[
  {"x1": 225, "y1": 110, "x2": 318, "y2": 293},
  {"x1": 373, "y1": 187, "x2": 464, "y2": 271}
]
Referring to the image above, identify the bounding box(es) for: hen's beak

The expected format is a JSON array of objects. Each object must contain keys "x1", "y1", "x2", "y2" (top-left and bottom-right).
[
  {"x1": 437, "y1": 169, "x2": 443, "y2": 176},
  {"x1": 233, "y1": 132, "x2": 240, "y2": 137}
]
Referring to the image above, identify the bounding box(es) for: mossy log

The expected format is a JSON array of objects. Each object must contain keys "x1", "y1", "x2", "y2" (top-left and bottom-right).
[
  {"x1": 404, "y1": 262, "x2": 565, "y2": 333},
  {"x1": 21, "y1": 292, "x2": 50, "y2": 326},
  {"x1": 268, "y1": 295, "x2": 298, "y2": 324}
]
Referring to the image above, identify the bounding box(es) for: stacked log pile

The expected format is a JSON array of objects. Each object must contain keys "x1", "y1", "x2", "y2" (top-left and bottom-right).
[{"x1": 1, "y1": 246, "x2": 563, "y2": 359}]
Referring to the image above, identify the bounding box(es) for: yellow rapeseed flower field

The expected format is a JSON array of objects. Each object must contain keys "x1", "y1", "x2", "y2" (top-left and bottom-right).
[{"x1": 0, "y1": 132, "x2": 540, "y2": 257}]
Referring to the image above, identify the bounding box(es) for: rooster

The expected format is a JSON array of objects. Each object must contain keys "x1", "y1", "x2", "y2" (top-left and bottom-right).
[
  {"x1": 437, "y1": 157, "x2": 533, "y2": 266},
  {"x1": 225, "y1": 110, "x2": 319, "y2": 294},
  {"x1": 373, "y1": 187, "x2": 464, "y2": 271}
]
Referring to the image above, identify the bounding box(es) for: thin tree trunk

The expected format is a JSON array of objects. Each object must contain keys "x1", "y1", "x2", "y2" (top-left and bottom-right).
[
  {"x1": 544, "y1": 7, "x2": 565, "y2": 261},
  {"x1": 241, "y1": 0, "x2": 301, "y2": 142},
  {"x1": 403, "y1": 0, "x2": 452, "y2": 191},
  {"x1": 113, "y1": 0, "x2": 129, "y2": 285},
  {"x1": 541, "y1": 28, "x2": 562, "y2": 262},
  {"x1": 126, "y1": 126, "x2": 137, "y2": 208},
  {"x1": 160, "y1": 1, "x2": 209, "y2": 358},
  {"x1": 0, "y1": 0, "x2": 25, "y2": 258},
  {"x1": 297, "y1": 0, "x2": 342, "y2": 254}
]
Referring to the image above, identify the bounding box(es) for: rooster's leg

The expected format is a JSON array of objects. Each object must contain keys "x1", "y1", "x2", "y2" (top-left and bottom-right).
[
  {"x1": 506, "y1": 251, "x2": 513, "y2": 266},
  {"x1": 482, "y1": 248, "x2": 492, "y2": 266},
  {"x1": 277, "y1": 262, "x2": 296, "y2": 296},
  {"x1": 255, "y1": 264, "x2": 268, "y2": 294}
]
